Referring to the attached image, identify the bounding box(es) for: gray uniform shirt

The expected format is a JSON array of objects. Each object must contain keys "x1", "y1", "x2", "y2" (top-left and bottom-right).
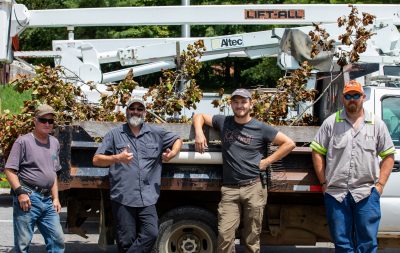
[
  {"x1": 95, "y1": 123, "x2": 179, "y2": 207},
  {"x1": 212, "y1": 115, "x2": 278, "y2": 185},
  {"x1": 5, "y1": 133, "x2": 61, "y2": 189},
  {"x1": 311, "y1": 110, "x2": 395, "y2": 203}
]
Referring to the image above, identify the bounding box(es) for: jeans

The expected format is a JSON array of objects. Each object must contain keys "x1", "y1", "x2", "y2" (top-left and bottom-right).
[
  {"x1": 13, "y1": 191, "x2": 65, "y2": 253},
  {"x1": 324, "y1": 188, "x2": 381, "y2": 253},
  {"x1": 111, "y1": 201, "x2": 158, "y2": 253},
  {"x1": 217, "y1": 181, "x2": 268, "y2": 253}
]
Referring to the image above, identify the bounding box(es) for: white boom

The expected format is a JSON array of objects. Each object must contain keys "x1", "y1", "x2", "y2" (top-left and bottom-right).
[{"x1": 2, "y1": 1, "x2": 400, "y2": 84}]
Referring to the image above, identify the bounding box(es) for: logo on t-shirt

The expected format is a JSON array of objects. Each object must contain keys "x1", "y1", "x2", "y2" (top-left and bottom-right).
[
  {"x1": 52, "y1": 153, "x2": 60, "y2": 171},
  {"x1": 224, "y1": 129, "x2": 253, "y2": 145}
]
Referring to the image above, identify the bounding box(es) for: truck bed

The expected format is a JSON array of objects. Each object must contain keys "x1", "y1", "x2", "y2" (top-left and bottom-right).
[{"x1": 56, "y1": 122, "x2": 322, "y2": 194}]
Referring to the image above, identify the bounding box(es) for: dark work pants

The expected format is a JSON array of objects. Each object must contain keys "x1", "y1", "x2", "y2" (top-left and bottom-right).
[{"x1": 111, "y1": 200, "x2": 158, "y2": 253}]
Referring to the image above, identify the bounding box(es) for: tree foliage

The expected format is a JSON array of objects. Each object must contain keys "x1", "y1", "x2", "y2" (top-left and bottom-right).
[
  {"x1": 213, "y1": 4, "x2": 378, "y2": 126},
  {"x1": 144, "y1": 41, "x2": 205, "y2": 122},
  {"x1": 0, "y1": 41, "x2": 205, "y2": 157},
  {"x1": 0, "y1": 65, "x2": 136, "y2": 158}
]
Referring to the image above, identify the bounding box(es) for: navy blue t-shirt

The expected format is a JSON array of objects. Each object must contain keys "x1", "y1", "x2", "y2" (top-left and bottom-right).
[{"x1": 212, "y1": 115, "x2": 278, "y2": 185}]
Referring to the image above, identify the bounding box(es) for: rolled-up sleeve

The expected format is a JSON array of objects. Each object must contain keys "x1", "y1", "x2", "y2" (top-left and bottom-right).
[{"x1": 161, "y1": 128, "x2": 180, "y2": 150}]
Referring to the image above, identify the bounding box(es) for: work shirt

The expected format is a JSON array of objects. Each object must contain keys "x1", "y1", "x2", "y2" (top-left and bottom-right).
[
  {"x1": 311, "y1": 109, "x2": 395, "y2": 203},
  {"x1": 95, "y1": 123, "x2": 179, "y2": 207},
  {"x1": 5, "y1": 133, "x2": 61, "y2": 189}
]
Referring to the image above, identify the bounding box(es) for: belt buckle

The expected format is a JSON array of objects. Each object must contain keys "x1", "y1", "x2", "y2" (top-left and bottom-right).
[{"x1": 32, "y1": 185, "x2": 49, "y2": 195}]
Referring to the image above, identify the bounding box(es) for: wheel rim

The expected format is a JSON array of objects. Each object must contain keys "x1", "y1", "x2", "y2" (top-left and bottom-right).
[{"x1": 164, "y1": 223, "x2": 214, "y2": 253}]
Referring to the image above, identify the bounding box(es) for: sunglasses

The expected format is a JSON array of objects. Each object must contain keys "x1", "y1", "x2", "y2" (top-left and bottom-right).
[
  {"x1": 344, "y1": 93, "x2": 362, "y2": 100},
  {"x1": 37, "y1": 118, "x2": 55, "y2": 124},
  {"x1": 128, "y1": 107, "x2": 145, "y2": 112}
]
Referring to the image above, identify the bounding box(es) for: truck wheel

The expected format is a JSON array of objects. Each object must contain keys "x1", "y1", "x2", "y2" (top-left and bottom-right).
[{"x1": 154, "y1": 206, "x2": 217, "y2": 253}]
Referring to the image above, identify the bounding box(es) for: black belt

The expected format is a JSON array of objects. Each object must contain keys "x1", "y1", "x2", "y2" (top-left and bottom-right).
[
  {"x1": 20, "y1": 180, "x2": 51, "y2": 196},
  {"x1": 223, "y1": 177, "x2": 261, "y2": 187}
]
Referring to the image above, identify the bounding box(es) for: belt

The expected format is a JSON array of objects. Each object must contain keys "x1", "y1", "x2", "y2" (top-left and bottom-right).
[
  {"x1": 20, "y1": 180, "x2": 51, "y2": 196},
  {"x1": 223, "y1": 177, "x2": 260, "y2": 188}
]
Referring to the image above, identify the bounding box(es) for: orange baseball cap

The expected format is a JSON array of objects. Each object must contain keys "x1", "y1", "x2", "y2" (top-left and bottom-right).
[{"x1": 343, "y1": 80, "x2": 364, "y2": 94}]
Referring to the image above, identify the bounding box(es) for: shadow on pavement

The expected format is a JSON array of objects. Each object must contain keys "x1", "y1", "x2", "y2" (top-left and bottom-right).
[{"x1": 0, "y1": 243, "x2": 118, "y2": 253}]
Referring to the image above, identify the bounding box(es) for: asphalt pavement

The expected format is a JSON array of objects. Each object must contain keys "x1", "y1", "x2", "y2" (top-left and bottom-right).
[{"x1": 0, "y1": 190, "x2": 397, "y2": 253}]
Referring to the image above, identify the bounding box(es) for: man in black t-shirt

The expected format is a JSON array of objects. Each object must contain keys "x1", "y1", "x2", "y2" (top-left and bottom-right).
[{"x1": 193, "y1": 88, "x2": 295, "y2": 253}]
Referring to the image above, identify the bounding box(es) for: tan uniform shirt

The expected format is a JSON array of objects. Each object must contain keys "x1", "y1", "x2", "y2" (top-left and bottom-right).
[{"x1": 311, "y1": 109, "x2": 395, "y2": 203}]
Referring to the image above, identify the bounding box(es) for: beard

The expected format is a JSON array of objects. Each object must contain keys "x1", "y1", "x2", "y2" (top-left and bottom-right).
[
  {"x1": 346, "y1": 102, "x2": 361, "y2": 114},
  {"x1": 128, "y1": 115, "x2": 144, "y2": 127},
  {"x1": 233, "y1": 108, "x2": 251, "y2": 118}
]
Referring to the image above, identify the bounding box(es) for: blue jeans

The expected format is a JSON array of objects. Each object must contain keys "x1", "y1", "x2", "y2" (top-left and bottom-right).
[
  {"x1": 324, "y1": 188, "x2": 381, "y2": 253},
  {"x1": 13, "y1": 191, "x2": 65, "y2": 253},
  {"x1": 111, "y1": 201, "x2": 158, "y2": 253}
]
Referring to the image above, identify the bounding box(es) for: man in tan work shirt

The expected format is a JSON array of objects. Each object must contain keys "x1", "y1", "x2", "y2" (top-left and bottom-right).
[{"x1": 311, "y1": 80, "x2": 395, "y2": 253}]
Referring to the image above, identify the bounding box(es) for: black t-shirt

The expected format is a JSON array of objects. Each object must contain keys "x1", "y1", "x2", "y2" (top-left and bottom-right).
[{"x1": 212, "y1": 115, "x2": 278, "y2": 184}]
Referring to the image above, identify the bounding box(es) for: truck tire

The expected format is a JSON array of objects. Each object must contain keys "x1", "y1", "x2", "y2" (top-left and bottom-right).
[{"x1": 154, "y1": 206, "x2": 217, "y2": 253}]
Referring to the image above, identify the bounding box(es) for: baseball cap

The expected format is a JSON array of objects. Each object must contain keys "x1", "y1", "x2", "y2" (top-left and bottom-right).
[
  {"x1": 343, "y1": 80, "x2": 364, "y2": 94},
  {"x1": 126, "y1": 96, "x2": 146, "y2": 109},
  {"x1": 34, "y1": 104, "x2": 55, "y2": 117},
  {"x1": 231, "y1": 88, "x2": 252, "y2": 99}
]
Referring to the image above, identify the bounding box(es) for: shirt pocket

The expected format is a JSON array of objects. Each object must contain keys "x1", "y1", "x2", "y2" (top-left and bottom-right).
[
  {"x1": 115, "y1": 143, "x2": 127, "y2": 153},
  {"x1": 332, "y1": 134, "x2": 347, "y2": 150},
  {"x1": 144, "y1": 144, "x2": 159, "y2": 159},
  {"x1": 361, "y1": 140, "x2": 376, "y2": 156}
]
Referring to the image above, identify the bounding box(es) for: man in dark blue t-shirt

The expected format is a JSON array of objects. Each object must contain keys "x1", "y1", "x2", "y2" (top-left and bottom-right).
[{"x1": 193, "y1": 88, "x2": 295, "y2": 253}]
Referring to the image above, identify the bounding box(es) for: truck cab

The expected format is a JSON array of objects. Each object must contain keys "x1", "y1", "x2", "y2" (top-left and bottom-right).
[{"x1": 363, "y1": 85, "x2": 400, "y2": 235}]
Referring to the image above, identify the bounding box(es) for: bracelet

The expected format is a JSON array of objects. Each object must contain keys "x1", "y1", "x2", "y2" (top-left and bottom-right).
[
  {"x1": 14, "y1": 186, "x2": 29, "y2": 196},
  {"x1": 320, "y1": 181, "x2": 327, "y2": 186},
  {"x1": 377, "y1": 181, "x2": 385, "y2": 187}
]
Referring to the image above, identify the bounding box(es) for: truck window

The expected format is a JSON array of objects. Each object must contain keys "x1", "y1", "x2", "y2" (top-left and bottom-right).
[
  {"x1": 383, "y1": 66, "x2": 400, "y2": 76},
  {"x1": 382, "y1": 96, "x2": 400, "y2": 147}
]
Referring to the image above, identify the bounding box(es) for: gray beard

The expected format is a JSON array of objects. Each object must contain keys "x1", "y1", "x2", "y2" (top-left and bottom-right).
[{"x1": 128, "y1": 116, "x2": 144, "y2": 127}]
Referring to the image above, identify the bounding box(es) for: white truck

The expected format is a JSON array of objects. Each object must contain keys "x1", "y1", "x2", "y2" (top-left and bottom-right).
[{"x1": 1, "y1": 1, "x2": 400, "y2": 251}]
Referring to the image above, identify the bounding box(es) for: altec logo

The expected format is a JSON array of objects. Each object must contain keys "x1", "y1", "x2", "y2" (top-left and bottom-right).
[
  {"x1": 245, "y1": 9, "x2": 305, "y2": 20},
  {"x1": 211, "y1": 36, "x2": 244, "y2": 50}
]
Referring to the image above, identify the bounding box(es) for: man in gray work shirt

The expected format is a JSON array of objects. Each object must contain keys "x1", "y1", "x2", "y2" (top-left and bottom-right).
[
  {"x1": 311, "y1": 80, "x2": 395, "y2": 253},
  {"x1": 93, "y1": 96, "x2": 182, "y2": 253}
]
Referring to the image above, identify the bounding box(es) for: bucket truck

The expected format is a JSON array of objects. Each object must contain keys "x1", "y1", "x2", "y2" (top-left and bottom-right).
[{"x1": 1, "y1": 1, "x2": 400, "y2": 252}]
